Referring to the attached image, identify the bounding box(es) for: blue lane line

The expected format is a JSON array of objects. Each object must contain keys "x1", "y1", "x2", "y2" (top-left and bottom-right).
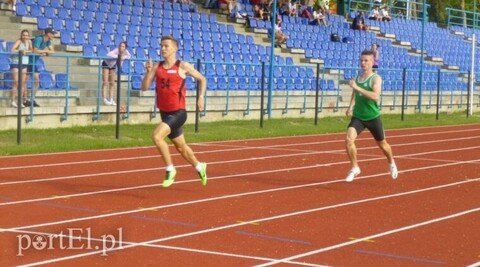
[
  {"x1": 37, "y1": 203, "x2": 197, "y2": 227},
  {"x1": 5, "y1": 197, "x2": 198, "y2": 228},
  {"x1": 355, "y1": 249, "x2": 446, "y2": 265},
  {"x1": 38, "y1": 202, "x2": 99, "y2": 213},
  {"x1": 0, "y1": 196, "x2": 12, "y2": 202},
  {"x1": 235, "y1": 230, "x2": 311, "y2": 245},
  {"x1": 130, "y1": 215, "x2": 198, "y2": 227}
]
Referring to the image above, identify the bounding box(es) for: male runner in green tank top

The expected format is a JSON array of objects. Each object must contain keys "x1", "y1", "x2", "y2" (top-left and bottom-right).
[{"x1": 345, "y1": 49, "x2": 398, "y2": 182}]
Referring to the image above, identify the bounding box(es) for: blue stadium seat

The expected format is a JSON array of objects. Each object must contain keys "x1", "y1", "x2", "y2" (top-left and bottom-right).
[
  {"x1": 227, "y1": 77, "x2": 237, "y2": 91},
  {"x1": 276, "y1": 78, "x2": 286, "y2": 90},
  {"x1": 15, "y1": 3, "x2": 28, "y2": 16},
  {"x1": 39, "y1": 72, "x2": 54, "y2": 89},
  {"x1": 37, "y1": 17, "x2": 49, "y2": 30},
  {"x1": 133, "y1": 61, "x2": 145, "y2": 74},
  {"x1": 60, "y1": 30, "x2": 74, "y2": 45},
  {"x1": 207, "y1": 77, "x2": 217, "y2": 90},
  {"x1": 295, "y1": 78, "x2": 304, "y2": 90},
  {"x1": 44, "y1": 7, "x2": 56, "y2": 19},
  {"x1": 249, "y1": 77, "x2": 260, "y2": 91},
  {"x1": 63, "y1": 0, "x2": 74, "y2": 9},
  {"x1": 121, "y1": 60, "x2": 130, "y2": 74},
  {"x1": 136, "y1": 48, "x2": 147, "y2": 60},
  {"x1": 0, "y1": 57, "x2": 10, "y2": 72},
  {"x1": 65, "y1": 19, "x2": 77, "y2": 31},
  {"x1": 82, "y1": 44, "x2": 95, "y2": 57},
  {"x1": 3, "y1": 72, "x2": 13, "y2": 90},
  {"x1": 52, "y1": 18, "x2": 64, "y2": 31},
  {"x1": 74, "y1": 32, "x2": 86, "y2": 45},
  {"x1": 30, "y1": 5, "x2": 42, "y2": 17},
  {"x1": 186, "y1": 76, "x2": 196, "y2": 91},
  {"x1": 239, "y1": 77, "x2": 249, "y2": 90},
  {"x1": 131, "y1": 75, "x2": 142, "y2": 90},
  {"x1": 286, "y1": 78, "x2": 295, "y2": 90},
  {"x1": 55, "y1": 73, "x2": 77, "y2": 90},
  {"x1": 217, "y1": 77, "x2": 228, "y2": 90}
]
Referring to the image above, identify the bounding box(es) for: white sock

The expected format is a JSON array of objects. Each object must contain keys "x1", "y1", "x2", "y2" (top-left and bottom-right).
[
  {"x1": 390, "y1": 160, "x2": 396, "y2": 166},
  {"x1": 166, "y1": 165, "x2": 174, "y2": 172},
  {"x1": 195, "y1": 163, "x2": 202, "y2": 172}
]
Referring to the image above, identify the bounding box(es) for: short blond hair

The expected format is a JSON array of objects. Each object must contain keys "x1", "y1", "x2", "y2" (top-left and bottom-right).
[{"x1": 161, "y1": 36, "x2": 178, "y2": 48}]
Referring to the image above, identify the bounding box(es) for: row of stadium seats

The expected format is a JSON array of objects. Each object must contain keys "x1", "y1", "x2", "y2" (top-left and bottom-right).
[{"x1": 131, "y1": 75, "x2": 338, "y2": 92}]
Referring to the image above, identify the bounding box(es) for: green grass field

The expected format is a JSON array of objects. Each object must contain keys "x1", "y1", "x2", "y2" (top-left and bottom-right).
[{"x1": 0, "y1": 112, "x2": 478, "y2": 156}]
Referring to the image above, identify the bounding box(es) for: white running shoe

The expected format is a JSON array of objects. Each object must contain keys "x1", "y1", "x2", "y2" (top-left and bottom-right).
[
  {"x1": 110, "y1": 98, "x2": 117, "y2": 106},
  {"x1": 390, "y1": 163, "x2": 398, "y2": 179},
  {"x1": 345, "y1": 167, "x2": 361, "y2": 182},
  {"x1": 103, "y1": 98, "x2": 112, "y2": 105},
  {"x1": 11, "y1": 101, "x2": 24, "y2": 108}
]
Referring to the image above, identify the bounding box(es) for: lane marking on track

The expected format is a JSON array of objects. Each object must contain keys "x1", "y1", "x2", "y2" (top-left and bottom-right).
[
  {"x1": 5, "y1": 176, "x2": 480, "y2": 235},
  {"x1": 348, "y1": 237, "x2": 375, "y2": 243},
  {"x1": 3, "y1": 228, "x2": 324, "y2": 267},
  {"x1": 256, "y1": 207, "x2": 480, "y2": 267},
  {"x1": 355, "y1": 249, "x2": 445, "y2": 265},
  {"x1": 1, "y1": 127, "x2": 480, "y2": 171},
  {"x1": 235, "y1": 230, "x2": 312, "y2": 245},
  {"x1": 8, "y1": 186, "x2": 480, "y2": 267},
  {"x1": 1, "y1": 153, "x2": 480, "y2": 209},
  {"x1": 2, "y1": 122, "x2": 479, "y2": 161},
  {"x1": 2, "y1": 136, "x2": 480, "y2": 187},
  {"x1": 236, "y1": 221, "x2": 260, "y2": 226}
]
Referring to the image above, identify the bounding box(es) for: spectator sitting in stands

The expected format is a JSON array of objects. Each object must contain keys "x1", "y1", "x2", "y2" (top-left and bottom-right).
[
  {"x1": 310, "y1": 7, "x2": 327, "y2": 26},
  {"x1": 320, "y1": 0, "x2": 330, "y2": 16},
  {"x1": 8, "y1": 0, "x2": 17, "y2": 12},
  {"x1": 278, "y1": 0, "x2": 290, "y2": 16},
  {"x1": 380, "y1": 6, "x2": 392, "y2": 21},
  {"x1": 352, "y1": 11, "x2": 368, "y2": 31},
  {"x1": 288, "y1": 0, "x2": 298, "y2": 17},
  {"x1": 259, "y1": 0, "x2": 272, "y2": 11},
  {"x1": 274, "y1": 18, "x2": 288, "y2": 48},
  {"x1": 299, "y1": 3, "x2": 312, "y2": 20},
  {"x1": 254, "y1": 4, "x2": 270, "y2": 20},
  {"x1": 245, "y1": 4, "x2": 267, "y2": 27},
  {"x1": 372, "y1": 43, "x2": 380, "y2": 69},
  {"x1": 368, "y1": 6, "x2": 381, "y2": 20},
  {"x1": 204, "y1": 0, "x2": 218, "y2": 9}
]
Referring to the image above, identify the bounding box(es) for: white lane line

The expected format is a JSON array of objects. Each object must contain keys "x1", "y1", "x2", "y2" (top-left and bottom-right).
[
  {"x1": 2, "y1": 135, "x2": 480, "y2": 187},
  {"x1": 3, "y1": 229, "x2": 324, "y2": 267},
  {"x1": 255, "y1": 207, "x2": 480, "y2": 266},
  {"x1": 9, "y1": 178, "x2": 480, "y2": 266},
  {"x1": 1, "y1": 126, "x2": 479, "y2": 171},
  {"x1": 1, "y1": 147, "x2": 480, "y2": 208}
]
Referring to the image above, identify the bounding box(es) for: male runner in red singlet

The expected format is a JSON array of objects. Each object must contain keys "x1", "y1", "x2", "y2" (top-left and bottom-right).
[{"x1": 141, "y1": 36, "x2": 207, "y2": 188}]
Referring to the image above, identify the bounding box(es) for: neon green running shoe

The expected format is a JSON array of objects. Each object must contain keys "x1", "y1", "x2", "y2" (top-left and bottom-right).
[
  {"x1": 198, "y1": 163, "x2": 207, "y2": 186},
  {"x1": 162, "y1": 168, "x2": 176, "y2": 188}
]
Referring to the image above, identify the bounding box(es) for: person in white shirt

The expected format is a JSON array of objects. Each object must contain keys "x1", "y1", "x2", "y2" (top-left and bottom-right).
[
  {"x1": 274, "y1": 18, "x2": 288, "y2": 47},
  {"x1": 288, "y1": 0, "x2": 298, "y2": 17},
  {"x1": 368, "y1": 6, "x2": 381, "y2": 20},
  {"x1": 310, "y1": 6, "x2": 327, "y2": 26},
  {"x1": 101, "y1": 41, "x2": 132, "y2": 106},
  {"x1": 380, "y1": 6, "x2": 392, "y2": 21}
]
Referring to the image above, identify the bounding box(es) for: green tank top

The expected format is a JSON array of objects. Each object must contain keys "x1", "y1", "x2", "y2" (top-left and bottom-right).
[{"x1": 353, "y1": 73, "x2": 381, "y2": 121}]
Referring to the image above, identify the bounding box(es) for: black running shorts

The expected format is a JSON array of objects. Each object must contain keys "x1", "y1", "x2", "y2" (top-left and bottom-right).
[
  {"x1": 160, "y1": 109, "x2": 187, "y2": 139},
  {"x1": 348, "y1": 116, "x2": 385, "y2": 141}
]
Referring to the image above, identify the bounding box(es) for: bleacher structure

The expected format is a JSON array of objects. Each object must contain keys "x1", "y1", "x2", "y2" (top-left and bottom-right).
[{"x1": 0, "y1": 0, "x2": 478, "y2": 129}]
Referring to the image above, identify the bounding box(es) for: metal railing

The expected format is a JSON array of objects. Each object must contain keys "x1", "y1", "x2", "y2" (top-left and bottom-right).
[{"x1": 0, "y1": 52, "x2": 478, "y2": 142}]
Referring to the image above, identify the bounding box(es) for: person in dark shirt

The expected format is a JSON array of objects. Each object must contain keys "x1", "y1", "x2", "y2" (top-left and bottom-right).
[{"x1": 352, "y1": 11, "x2": 368, "y2": 31}]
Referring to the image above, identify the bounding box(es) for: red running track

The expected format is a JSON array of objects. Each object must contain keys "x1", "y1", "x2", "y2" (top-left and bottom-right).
[{"x1": 0, "y1": 124, "x2": 479, "y2": 266}]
